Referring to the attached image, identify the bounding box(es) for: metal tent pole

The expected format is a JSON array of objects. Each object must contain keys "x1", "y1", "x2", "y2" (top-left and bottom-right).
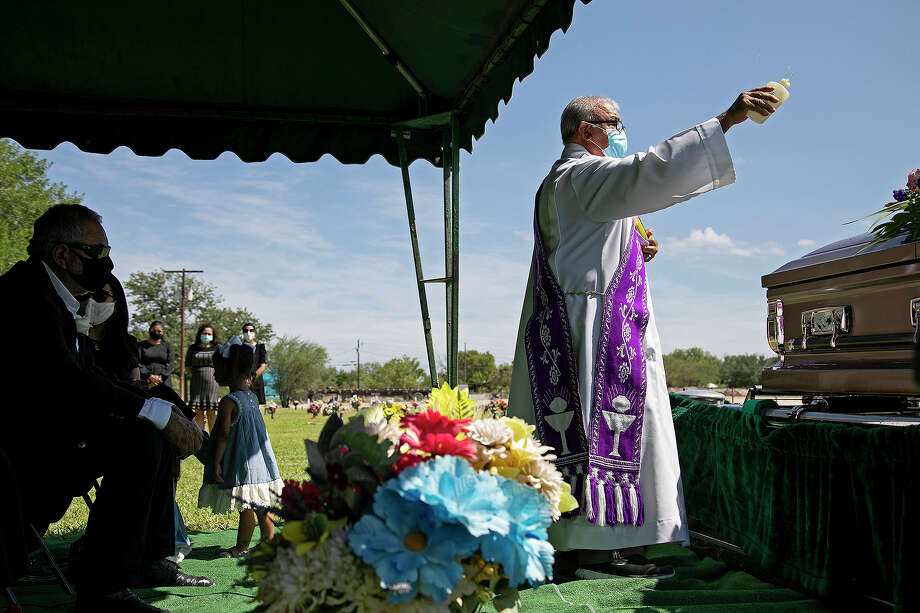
[
  {"x1": 449, "y1": 113, "x2": 460, "y2": 387},
  {"x1": 396, "y1": 132, "x2": 438, "y2": 387},
  {"x1": 442, "y1": 130, "x2": 453, "y2": 383}
]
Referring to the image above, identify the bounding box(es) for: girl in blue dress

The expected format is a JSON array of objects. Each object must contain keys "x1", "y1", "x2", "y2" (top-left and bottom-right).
[{"x1": 198, "y1": 342, "x2": 284, "y2": 557}]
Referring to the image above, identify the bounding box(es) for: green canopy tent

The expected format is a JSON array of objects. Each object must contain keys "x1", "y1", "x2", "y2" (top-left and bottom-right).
[{"x1": 0, "y1": 0, "x2": 589, "y2": 386}]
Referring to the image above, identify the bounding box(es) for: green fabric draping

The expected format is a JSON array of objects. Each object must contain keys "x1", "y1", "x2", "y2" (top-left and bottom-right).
[{"x1": 670, "y1": 393, "x2": 920, "y2": 609}]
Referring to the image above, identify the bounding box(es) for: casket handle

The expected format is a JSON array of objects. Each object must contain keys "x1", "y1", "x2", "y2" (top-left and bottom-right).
[
  {"x1": 801, "y1": 306, "x2": 850, "y2": 349},
  {"x1": 910, "y1": 297, "x2": 920, "y2": 343}
]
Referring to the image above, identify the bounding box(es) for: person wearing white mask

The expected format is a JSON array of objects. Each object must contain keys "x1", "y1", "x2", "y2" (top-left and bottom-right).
[
  {"x1": 507, "y1": 87, "x2": 778, "y2": 579},
  {"x1": 241, "y1": 323, "x2": 267, "y2": 405}
]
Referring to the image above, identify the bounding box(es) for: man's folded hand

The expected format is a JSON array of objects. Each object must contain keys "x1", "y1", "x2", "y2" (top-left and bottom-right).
[{"x1": 162, "y1": 407, "x2": 203, "y2": 459}]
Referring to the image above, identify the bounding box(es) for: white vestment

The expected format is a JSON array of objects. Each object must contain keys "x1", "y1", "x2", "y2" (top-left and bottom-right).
[{"x1": 508, "y1": 118, "x2": 735, "y2": 551}]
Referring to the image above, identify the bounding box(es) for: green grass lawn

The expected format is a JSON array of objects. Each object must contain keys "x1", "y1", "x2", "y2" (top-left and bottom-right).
[{"x1": 47, "y1": 408, "x2": 329, "y2": 539}]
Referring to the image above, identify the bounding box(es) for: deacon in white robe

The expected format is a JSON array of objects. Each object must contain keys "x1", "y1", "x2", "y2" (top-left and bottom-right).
[{"x1": 508, "y1": 88, "x2": 778, "y2": 569}]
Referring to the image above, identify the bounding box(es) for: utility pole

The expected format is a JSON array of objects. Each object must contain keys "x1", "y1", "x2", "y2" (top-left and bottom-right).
[
  {"x1": 356, "y1": 339, "x2": 361, "y2": 389},
  {"x1": 163, "y1": 268, "x2": 203, "y2": 401},
  {"x1": 463, "y1": 342, "x2": 467, "y2": 386}
]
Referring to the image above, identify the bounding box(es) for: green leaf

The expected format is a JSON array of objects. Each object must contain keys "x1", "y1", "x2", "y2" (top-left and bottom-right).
[
  {"x1": 332, "y1": 429, "x2": 397, "y2": 470},
  {"x1": 304, "y1": 440, "x2": 327, "y2": 481},
  {"x1": 317, "y1": 414, "x2": 345, "y2": 454}
]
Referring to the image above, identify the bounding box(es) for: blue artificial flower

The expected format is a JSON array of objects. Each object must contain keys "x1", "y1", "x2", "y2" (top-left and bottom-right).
[
  {"x1": 477, "y1": 477, "x2": 555, "y2": 587},
  {"x1": 349, "y1": 483, "x2": 478, "y2": 603},
  {"x1": 395, "y1": 455, "x2": 509, "y2": 537},
  {"x1": 894, "y1": 189, "x2": 909, "y2": 202}
]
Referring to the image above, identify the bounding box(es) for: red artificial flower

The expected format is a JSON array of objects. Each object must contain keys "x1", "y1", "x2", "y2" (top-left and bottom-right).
[
  {"x1": 327, "y1": 463, "x2": 349, "y2": 490},
  {"x1": 281, "y1": 479, "x2": 324, "y2": 511},
  {"x1": 402, "y1": 409, "x2": 469, "y2": 439},
  {"x1": 392, "y1": 452, "x2": 424, "y2": 474},
  {"x1": 417, "y1": 432, "x2": 477, "y2": 459}
]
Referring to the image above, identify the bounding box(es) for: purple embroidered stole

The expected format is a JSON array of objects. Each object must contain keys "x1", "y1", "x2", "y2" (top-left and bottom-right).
[{"x1": 525, "y1": 195, "x2": 650, "y2": 527}]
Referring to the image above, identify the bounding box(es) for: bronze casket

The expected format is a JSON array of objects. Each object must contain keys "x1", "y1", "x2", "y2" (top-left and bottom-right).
[{"x1": 760, "y1": 232, "x2": 920, "y2": 398}]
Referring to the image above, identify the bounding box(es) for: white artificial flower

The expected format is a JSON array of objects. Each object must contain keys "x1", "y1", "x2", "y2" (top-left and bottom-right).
[
  {"x1": 517, "y1": 459, "x2": 566, "y2": 520},
  {"x1": 466, "y1": 419, "x2": 513, "y2": 448}
]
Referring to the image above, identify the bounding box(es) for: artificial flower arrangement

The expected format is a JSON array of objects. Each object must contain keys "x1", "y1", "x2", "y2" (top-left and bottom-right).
[
  {"x1": 486, "y1": 398, "x2": 508, "y2": 418},
  {"x1": 308, "y1": 402, "x2": 322, "y2": 419},
  {"x1": 323, "y1": 401, "x2": 344, "y2": 417},
  {"x1": 245, "y1": 383, "x2": 578, "y2": 612},
  {"x1": 854, "y1": 168, "x2": 920, "y2": 247}
]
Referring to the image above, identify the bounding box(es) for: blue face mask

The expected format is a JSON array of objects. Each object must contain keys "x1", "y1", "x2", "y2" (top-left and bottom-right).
[
  {"x1": 587, "y1": 123, "x2": 628, "y2": 158},
  {"x1": 602, "y1": 128, "x2": 628, "y2": 158},
  {"x1": 200, "y1": 334, "x2": 213, "y2": 344}
]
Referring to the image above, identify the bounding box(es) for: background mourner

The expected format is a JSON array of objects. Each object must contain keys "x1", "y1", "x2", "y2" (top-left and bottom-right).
[
  {"x1": 139, "y1": 320, "x2": 175, "y2": 390},
  {"x1": 185, "y1": 323, "x2": 220, "y2": 433},
  {"x1": 240, "y1": 323, "x2": 268, "y2": 405}
]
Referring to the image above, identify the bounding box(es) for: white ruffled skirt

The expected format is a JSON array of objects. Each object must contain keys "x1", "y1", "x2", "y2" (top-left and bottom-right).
[{"x1": 197, "y1": 479, "x2": 284, "y2": 514}]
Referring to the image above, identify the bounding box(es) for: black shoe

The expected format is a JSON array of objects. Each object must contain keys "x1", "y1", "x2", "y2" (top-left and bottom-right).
[
  {"x1": 216, "y1": 546, "x2": 250, "y2": 559},
  {"x1": 139, "y1": 558, "x2": 215, "y2": 588},
  {"x1": 16, "y1": 553, "x2": 57, "y2": 585},
  {"x1": 75, "y1": 588, "x2": 170, "y2": 612},
  {"x1": 575, "y1": 554, "x2": 675, "y2": 579}
]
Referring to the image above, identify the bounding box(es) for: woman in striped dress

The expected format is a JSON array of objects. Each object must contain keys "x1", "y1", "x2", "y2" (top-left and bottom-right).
[{"x1": 186, "y1": 324, "x2": 220, "y2": 432}]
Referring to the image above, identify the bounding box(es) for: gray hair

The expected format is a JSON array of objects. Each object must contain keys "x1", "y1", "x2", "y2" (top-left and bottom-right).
[
  {"x1": 560, "y1": 96, "x2": 620, "y2": 143},
  {"x1": 27, "y1": 203, "x2": 102, "y2": 259}
]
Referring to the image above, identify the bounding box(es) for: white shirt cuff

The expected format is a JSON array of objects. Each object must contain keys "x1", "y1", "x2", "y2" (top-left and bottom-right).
[
  {"x1": 699, "y1": 117, "x2": 736, "y2": 188},
  {"x1": 138, "y1": 397, "x2": 173, "y2": 430}
]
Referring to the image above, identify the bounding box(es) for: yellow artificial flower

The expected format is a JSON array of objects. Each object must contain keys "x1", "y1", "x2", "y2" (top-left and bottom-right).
[
  {"x1": 281, "y1": 520, "x2": 308, "y2": 543},
  {"x1": 559, "y1": 482, "x2": 579, "y2": 513},
  {"x1": 427, "y1": 382, "x2": 476, "y2": 420},
  {"x1": 501, "y1": 416, "x2": 536, "y2": 441}
]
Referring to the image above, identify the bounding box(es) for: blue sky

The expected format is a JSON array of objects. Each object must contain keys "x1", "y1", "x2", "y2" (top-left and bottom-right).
[{"x1": 26, "y1": 0, "x2": 920, "y2": 369}]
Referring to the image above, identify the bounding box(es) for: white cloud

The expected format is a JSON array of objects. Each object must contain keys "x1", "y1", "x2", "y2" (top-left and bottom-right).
[
  {"x1": 797, "y1": 239, "x2": 816, "y2": 247},
  {"x1": 667, "y1": 227, "x2": 785, "y2": 258}
]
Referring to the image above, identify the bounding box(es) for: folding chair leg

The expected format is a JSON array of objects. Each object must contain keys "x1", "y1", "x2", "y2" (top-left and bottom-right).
[
  {"x1": 28, "y1": 525, "x2": 72, "y2": 596},
  {"x1": 4, "y1": 585, "x2": 20, "y2": 607}
]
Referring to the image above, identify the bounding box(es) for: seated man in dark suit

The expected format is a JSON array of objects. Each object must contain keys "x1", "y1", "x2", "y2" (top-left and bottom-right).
[{"x1": 0, "y1": 204, "x2": 212, "y2": 613}]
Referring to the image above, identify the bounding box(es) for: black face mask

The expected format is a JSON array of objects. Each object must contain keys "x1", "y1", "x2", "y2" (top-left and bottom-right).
[
  {"x1": 70, "y1": 253, "x2": 114, "y2": 292},
  {"x1": 150, "y1": 331, "x2": 163, "y2": 341}
]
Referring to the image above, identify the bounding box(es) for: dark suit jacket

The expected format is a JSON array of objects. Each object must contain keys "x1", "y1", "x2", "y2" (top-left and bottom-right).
[{"x1": 0, "y1": 259, "x2": 148, "y2": 459}]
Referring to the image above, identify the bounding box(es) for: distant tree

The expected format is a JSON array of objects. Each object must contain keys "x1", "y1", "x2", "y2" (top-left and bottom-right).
[
  {"x1": 364, "y1": 355, "x2": 426, "y2": 389},
  {"x1": 663, "y1": 347, "x2": 722, "y2": 388},
  {"x1": 720, "y1": 354, "x2": 774, "y2": 388},
  {"x1": 488, "y1": 363, "x2": 513, "y2": 396},
  {"x1": 0, "y1": 139, "x2": 83, "y2": 273},
  {"x1": 268, "y1": 336, "x2": 332, "y2": 407},
  {"x1": 458, "y1": 349, "x2": 496, "y2": 392}
]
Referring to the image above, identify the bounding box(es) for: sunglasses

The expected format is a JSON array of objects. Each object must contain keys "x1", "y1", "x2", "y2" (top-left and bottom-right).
[
  {"x1": 66, "y1": 243, "x2": 111, "y2": 259},
  {"x1": 78, "y1": 288, "x2": 115, "y2": 303},
  {"x1": 586, "y1": 117, "x2": 625, "y2": 132}
]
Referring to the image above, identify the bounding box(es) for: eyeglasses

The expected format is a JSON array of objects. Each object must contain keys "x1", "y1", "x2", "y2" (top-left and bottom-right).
[
  {"x1": 586, "y1": 118, "x2": 625, "y2": 132},
  {"x1": 66, "y1": 243, "x2": 111, "y2": 259},
  {"x1": 90, "y1": 288, "x2": 114, "y2": 302},
  {"x1": 77, "y1": 288, "x2": 114, "y2": 303}
]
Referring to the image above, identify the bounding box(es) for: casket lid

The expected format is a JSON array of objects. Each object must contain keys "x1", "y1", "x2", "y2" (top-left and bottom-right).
[{"x1": 762, "y1": 232, "x2": 917, "y2": 289}]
